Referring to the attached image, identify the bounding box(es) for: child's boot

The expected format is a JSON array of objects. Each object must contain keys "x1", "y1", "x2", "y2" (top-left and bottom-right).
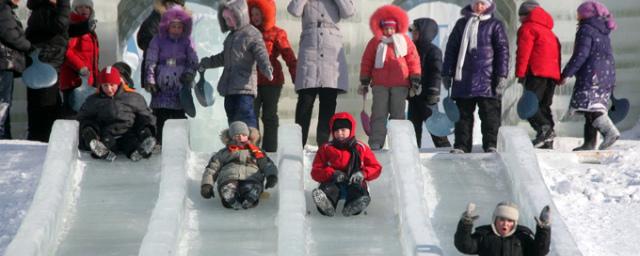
[
  {"x1": 221, "y1": 182, "x2": 241, "y2": 210},
  {"x1": 90, "y1": 139, "x2": 116, "y2": 161},
  {"x1": 342, "y1": 195, "x2": 371, "y2": 216},
  {"x1": 593, "y1": 115, "x2": 620, "y2": 150},
  {"x1": 312, "y1": 188, "x2": 336, "y2": 217},
  {"x1": 573, "y1": 121, "x2": 597, "y2": 151}
]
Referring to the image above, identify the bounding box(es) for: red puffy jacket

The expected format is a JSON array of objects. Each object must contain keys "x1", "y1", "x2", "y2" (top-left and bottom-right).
[
  {"x1": 515, "y1": 7, "x2": 561, "y2": 81},
  {"x1": 60, "y1": 12, "x2": 99, "y2": 91},
  {"x1": 247, "y1": 0, "x2": 297, "y2": 86},
  {"x1": 311, "y1": 112, "x2": 382, "y2": 183}
]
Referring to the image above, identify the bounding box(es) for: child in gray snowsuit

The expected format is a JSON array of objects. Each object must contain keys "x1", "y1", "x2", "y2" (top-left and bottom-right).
[{"x1": 200, "y1": 121, "x2": 278, "y2": 210}]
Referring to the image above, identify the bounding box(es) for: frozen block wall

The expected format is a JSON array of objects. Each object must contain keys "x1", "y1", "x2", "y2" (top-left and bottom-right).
[
  {"x1": 497, "y1": 126, "x2": 582, "y2": 256},
  {"x1": 387, "y1": 120, "x2": 443, "y2": 256},
  {"x1": 276, "y1": 124, "x2": 306, "y2": 256},
  {"x1": 139, "y1": 120, "x2": 190, "y2": 256},
  {"x1": 5, "y1": 120, "x2": 80, "y2": 256}
]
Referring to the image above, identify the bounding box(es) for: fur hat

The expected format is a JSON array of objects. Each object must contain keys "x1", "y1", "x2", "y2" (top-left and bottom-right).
[
  {"x1": 72, "y1": 0, "x2": 93, "y2": 10},
  {"x1": 471, "y1": 0, "x2": 493, "y2": 6},
  {"x1": 332, "y1": 118, "x2": 352, "y2": 132},
  {"x1": 491, "y1": 201, "x2": 519, "y2": 237},
  {"x1": 97, "y1": 66, "x2": 121, "y2": 85},
  {"x1": 518, "y1": 0, "x2": 540, "y2": 16},
  {"x1": 228, "y1": 121, "x2": 250, "y2": 137}
]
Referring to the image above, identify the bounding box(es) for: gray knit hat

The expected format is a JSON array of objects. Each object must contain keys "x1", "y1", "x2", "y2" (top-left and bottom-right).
[
  {"x1": 72, "y1": 0, "x2": 93, "y2": 10},
  {"x1": 491, "y1": 201, "x2": 519, "y2": 237},
  {"x1": 471, "y1": 0, "x2": 493, "y2": 6},
  {"x1": 228, "y1": 121, "x2": 250, "y2": 137},
  {"x1": 518, "y1": 0, "x2": 540, "y2": 16}
]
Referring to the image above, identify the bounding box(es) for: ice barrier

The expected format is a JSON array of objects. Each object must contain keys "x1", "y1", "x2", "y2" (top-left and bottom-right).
[
  {"x1": 387, "y1": 120, "x2": 444, "y2": 256},
  {"x1": 497, "y1": 127, "x2": 582, "y2": 255},
  {"x1": 5, "y1": 120, "x2": 79, "y2": 256}
]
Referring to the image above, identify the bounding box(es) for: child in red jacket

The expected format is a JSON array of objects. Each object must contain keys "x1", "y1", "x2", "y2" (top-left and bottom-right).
[
  {"x1": 359, "y1": 5, "x2": 421, "y2": 150},
  {"x1": 311, "y1": 112, "x2": 382, "y2": 217}
]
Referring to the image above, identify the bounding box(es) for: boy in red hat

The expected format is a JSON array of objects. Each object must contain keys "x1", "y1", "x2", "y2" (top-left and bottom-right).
[{"x1": 76, "y1": 66, "x2": 157, "y2": 161}]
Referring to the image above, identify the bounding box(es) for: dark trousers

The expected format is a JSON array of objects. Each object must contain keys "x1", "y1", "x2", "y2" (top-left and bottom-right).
[
  {"x1": 407, "y1": 97, "x2": 451, "y2": 148},
  {"x1": 152, "y1": 108, "x2": 186, "y2": 144},
  {"x1": 316, "y1": 181, "x2": 369, "y2": 214},
  {"x1": 27, "y1": 83, "x2": 61, "y2": 142},
  {"x1": 454, "y1": 97, "x2": 501, "y2": 153},
  {"x1": 217, "y1": 180, "x2": 263, "y2": 209},
  {"x1": 295, "y1": 88, "x2": 338, "y2": 146},
  {"x1": 524, "y1": 76, "x2": 556, "y2": 132},
  {"x1": 224, "y1": 94, "x2": 257, "y2": 128},
  {"x1": 79, "y1": 126, "x2": 149, "y2": 157},
  {"x1": 0, "y1": 71, "x2": 14, "y2": 139},
  {"x1": 254, "y1": 86, "x2": 282, "y2": 152},
  {"x1": 59, "y1": 90, "x2": 77, "y2": 120}
]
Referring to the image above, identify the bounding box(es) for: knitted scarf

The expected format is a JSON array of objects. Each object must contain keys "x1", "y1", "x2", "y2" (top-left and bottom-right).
[
  {"x1": 455, "y1": 12, "x2": 491, "y2": 81},
  {"x1": 375, "y1": 34, "x2": 408, "y2": 69},
  {"x1": 227, "y1": 143, "x2": 265, "y2": 159},
  {"x1": 332, "y1": 137, "x2": 361, "y2": 176}
]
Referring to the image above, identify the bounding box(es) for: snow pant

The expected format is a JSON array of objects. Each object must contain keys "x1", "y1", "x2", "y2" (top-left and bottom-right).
[
  {"x1": 27, "y1": 83, "x2": 61, "y2": 142},
  {"x1": 79, "y1": 125, "x2": 153, "y2": 158},
  {"x1": 0, "y1": 71, "x2": 14, "y2": 139},
  {"x1": 224, "y1": 94, "x2": 257, "y2": 128},
  {"x1": 218, "y1": 180, "x2": 263, "y2": 209},
  {"x1": 454, "y1": 97, "x2": 501, "y2": 153},
  {"x1": 369, "y1": 86, "x2": 409, "y2": 148},
  {"x1": 316, "y1": 181, "x2": 370, "y2": 216},
  {"x1": 254, "y1": 85, "x2": 282, "y2": 152},
  {"x1": 407, "y1": 95, "x2": 452, "y2": 148},
  {"x1": 295, "y1": 88, "x2": 338, "y2": 146},
  {"x1": 524, "y1": 75, "x2": 556, "y2": 133},
  {"x1": 152, "y1": 108, "x2": 186, "y2": 145}
]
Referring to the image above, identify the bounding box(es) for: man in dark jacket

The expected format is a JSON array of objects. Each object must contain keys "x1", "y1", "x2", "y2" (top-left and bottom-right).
[
  {"x1": 0, "y1": 0, "x2": 32, "y2": 139},
  {"x1": 442, "y1": 0, "x2": 509, "y2": 153},
  {"x1": 455, "y1": 201, "x2": 551, "y2": 256},
  {"x1": 77, "y1": 66, "x2": 157, "y2": 162},
  {"x1": 25, "y1": 0, "x2": 70, "y2": 142},
  {"x1": 408, "y1": 18, "x2": 451, "y2": 148}
]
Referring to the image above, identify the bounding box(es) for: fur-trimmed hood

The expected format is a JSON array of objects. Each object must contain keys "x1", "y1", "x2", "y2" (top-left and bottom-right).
[
  {"x1": 218, "y1": 0, "x2": 250, "y2": 32},
  {"x1": 369, "y1": 5, "x2": 409, "y2": 38},
  {"x1": 158, "y1": 5, "x2": 193, "y2": 39},
  {"x1": 247, "y1": 0, "x2": 276, "y2": 31},
  {"x1": 220, "y1": 127, "x2": 261, "y2": 145}
]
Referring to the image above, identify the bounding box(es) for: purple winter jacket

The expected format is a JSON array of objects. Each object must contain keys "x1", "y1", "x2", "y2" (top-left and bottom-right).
[
  {"x1": 145, "y1": 6, "x2": 198, "y2": 110},
  {"x1": 561, "y1": 17, "x2": 615, "y2": 112},
  {"x1": 442, "y1": 5, "x2": 509, "y2": 99}
]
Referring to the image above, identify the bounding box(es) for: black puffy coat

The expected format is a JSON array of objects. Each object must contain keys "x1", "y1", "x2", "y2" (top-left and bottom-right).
[
  {"x1": 25, "y1": 0, "x2": 70, "y2": 70},
  {"x1": 0, "y1": 0, "x2": 31, "y2": 74},
  {"x1": 454, "y1": 220, "x2": 551, "y2": 256},
  {"x1": 413, "y1": 18, "x2": 442, "y2": 98}
]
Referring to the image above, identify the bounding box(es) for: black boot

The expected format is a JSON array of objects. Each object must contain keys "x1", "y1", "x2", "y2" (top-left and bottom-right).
[
  {"x1": 532, "y1": 125, "x2": 555, "y2": 148},
  {"x1": 573, "y1": 121, "x2": 597, "y2": 151}
]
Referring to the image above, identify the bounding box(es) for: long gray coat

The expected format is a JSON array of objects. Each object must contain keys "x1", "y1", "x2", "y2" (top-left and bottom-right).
[
  {"x1": 287, "y1": 0, "x2": 355, "y2": 92},
  {"x1": 199, "y1": 0, "x2": 272, "y2": 97}
]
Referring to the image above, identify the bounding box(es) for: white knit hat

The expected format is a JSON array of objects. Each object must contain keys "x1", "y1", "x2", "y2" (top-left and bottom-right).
[
  {"x1": 491, "y1": 201, "x2": 519, "y2": 237},
  {"x1": 72, "y1": 0, "x2": 93, "y2": 10}
]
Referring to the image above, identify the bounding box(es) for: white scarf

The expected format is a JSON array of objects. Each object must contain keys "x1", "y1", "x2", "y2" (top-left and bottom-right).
[
  {"x1": 455, "y1": 13, "x2": 491, "y2": 81},
  {"x1": 375, "y1": 34, "x2": 408, "y2": 69}
]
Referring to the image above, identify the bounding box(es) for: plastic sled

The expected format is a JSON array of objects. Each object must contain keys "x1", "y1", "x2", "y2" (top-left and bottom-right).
[
  {"x1": 22, "y1": 49, "x2": 58, "y2": 89},
  {"x1": 425, "y1": 105, "x2": 454, "y2": 137},
  {"x1": 70, "y1": 76, "x2": 95, "y2": 111},
  {"x1": 609, "y1": 94, "x2": 629, "y2": 124},
  {"x1": 195, "y1": 71, "x2": 215, "y2": 107},
  {"x1": 443, "y1": 89, "x2": 459, "y2": 122},
  {"x1": 180, "y1": 83, "x2": 196, "y2": 118},
  {"x1": 360, "y1": 93, "x2": 371, "y2": 136},
  {"x1": 517, "y1": 90, "x2": 539, "y2": 119}
]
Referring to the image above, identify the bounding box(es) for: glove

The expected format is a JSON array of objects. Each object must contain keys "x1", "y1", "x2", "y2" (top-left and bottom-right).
[
  {"x1": 461, "y1": 202, "x2": 479, "y2": 224},
  {"x1": 201, "y1": 184, "x2": 214, "y2": 199},
  {"x1": 264, "y1": 67, "x2": 274, "y2": 81},
  {"x1": 494, "y1": 77, "x2": 508, "y2": 98},
  {"x1": 409, "y1": 76, "x2": 422, "y2": 98},
  {"x1": 517, "y1": 77, "x2": 526, "y2": 85},
  {"x1": 88, "y1": 19, "x2": 97, "y2": 31},
  {"x1": 349, "y1": 171, "x2": 364, "y2": 184},
  {"x1": 198, "y1": 57, "x2": 210, "y2": 73},
  {"x1": 425, "y1": 95, "x2": 439, "y2": 106},
  {"x1": 78, "y1": 67, "x2": 90, "y2": 77},
  {"x1": 265, "y1": 175, "x2": 278, "y2": 189},
  {"x1": 144, "y1": 83, "x2": 159, "y2": 93},
  {"x1": 357, "y1": 84, "x2": 369, "y2": 95},
  {"x1": 534, "y1": 205, "x2": 551, "y2": 228},
  {"x1": 333, "y1": 170, "x2": 348, "y2": 183},
  {"x1": 442, "y1": 76, "x2": 453, "y2": 90},
  {"x1": 180, "y1": 72, "x2": 195, "y2": 86}
]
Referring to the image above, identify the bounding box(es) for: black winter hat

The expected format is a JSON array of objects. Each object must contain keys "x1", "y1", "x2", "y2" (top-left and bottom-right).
[
  {"x1": 518, "y1": 0, "x2": 540, "y2": 16},
  {"x1": 112, "y1": 62, "x2": 134, "y2": 87},
  {"x1": 332, "y1": 118, "x2": 351, "y2": 132}
]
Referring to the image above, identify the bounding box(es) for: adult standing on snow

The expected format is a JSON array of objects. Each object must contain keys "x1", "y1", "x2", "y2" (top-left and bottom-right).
[
  {"x1": 248, "y1": 0, "x2": 297, "y2": 153},
  {"x1": 287, "y1": 0, "x2": 355, "y2": 147},
  {"x1": 0, "y1": 0, "x2": 32, "y2": 139},
  {"x1": 442, "y1": 0, "x2": 509, "y2": 153},
  {"x1": 560, "y1": 1, "x2": 619, "y2": 151},
  {"x1": 515, "y1": 1, "x2": 561, "y2": 149},
  {"x1": 25, "y1": 0, "x2": 70, "y2": 142}
]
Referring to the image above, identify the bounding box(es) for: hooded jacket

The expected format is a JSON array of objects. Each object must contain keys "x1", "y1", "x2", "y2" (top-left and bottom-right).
[
  {"x1": 60, "y1": 12, "x2": 99, "y2": 91},
  {"x1": 454, "y1": 219, "x2": 551, "y2": 256},
  {"x1": 247, "y1": 0, "x2": 297, "y2": 86},
  {"x1": 442, "y1": 4, "x2": 509, "y2": 99},
  {"x1": 199, "y1": 0, "x2": 272, "y2": 97},
  {"x1": 516, "y1": 7, "x2": 561, "y2": 81},
  {"x1": 0, "y1": 0, "x2": 31, "y2": 74},
  {"x1": 413, "y1": 18, "x2": 442, "y2": 97},
  {"x1": 26, "y1": 0, "x2": 70, "y2": 70},
  {"x1": 360, "y1": 5, "x2": 421, "y2": 87},
  {"x1": 311, "y1": 112, "x2": 382, "y2": 183}
]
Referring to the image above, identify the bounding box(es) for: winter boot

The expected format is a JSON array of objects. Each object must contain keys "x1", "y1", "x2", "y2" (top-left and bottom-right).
[
  {"x1": 342, "y1": 195, "x2": 371, "y2": 216},
  {"x1": 532, "y1": 125, "x2": 555, "y2": 148},
  {"x1": 221, "y1": 182, "x2": 241, "y2": 210},
  {"x1": 241, "y1": 186, "x2": 261, "y2": 209},
  {"x1": 450, "y1": 148, "x2": 465, "y2": 154},
  {"x1": 573, "y1": 121, "x2": 597, "y2": 151},
  {"x1": 312, "y1": 188, "x2": 336, "y2": 217},
  {"x1": 593, "y1": 115, "x2": 620, "y2": 150},
  {"x1": 139, "y1": 136, "x2": 157, "y2": 158},
  {"x1": 90, "y1": 139, "x2": 116, "y2": 161}
]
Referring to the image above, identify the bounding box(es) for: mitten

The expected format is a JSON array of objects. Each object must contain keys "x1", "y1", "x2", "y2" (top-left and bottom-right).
[
  {"x1": 461, "y1": 202, "x2": 479, "y2": 224},
  {"x1": 144, "y1": 83, "x2": 158, "y2": 93},
  {"x1": 534, "y1": 205, "x2": 551, "y2": 228},
  {"x1": 201, "y1": 184, "x2": 214, "y2": 199},
  {"x1": 265, "y1": 175, "x2": 278, "y2": 189},
  {"x1": 333, "y1": 170, "x2": 347, "y2": 183},
  {"x1": 349, "y1": 171, "x2": 364, "y2": 184},
  {"x1": 494, "y1": 77, "x2": 508, "y2": 98},
  {"x1": 79, "y1": 67, "x2": 90, "y2": 77},
  {"x1": 180, "y1": 72, "x2": 195, "y2": 86},
  {"x1": 409, "y1": 76, "x2": 422, "y2": 98}
]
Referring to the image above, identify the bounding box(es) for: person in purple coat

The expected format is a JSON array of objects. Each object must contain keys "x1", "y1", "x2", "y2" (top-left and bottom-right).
[
  {"x1": 442, "y1": 0, "x2": 509, "y2": 153},
  {"x1": 144, "y1": 5, "x2": 198, "y2": 144},
  {"x1": 560, "y1": 1, "x2": 619, "y2": 151}
]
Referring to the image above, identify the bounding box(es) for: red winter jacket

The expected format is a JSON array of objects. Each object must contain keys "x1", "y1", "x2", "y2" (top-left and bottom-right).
[
  {"x1": 248, "y1": 0, "x2": 296, "y2": 86},
  {"x1": 60, "y1": 12, "x2": 99, "y2": 91},
  {"x1": 360, "y1": 5, "x2": 420, "y2": 87},
  {"x1": 311, "y1": 112, "x2": 382, "y2": 183},
  {"x1": 515, "y1": 7, "x2": 560, "y2": 81}
]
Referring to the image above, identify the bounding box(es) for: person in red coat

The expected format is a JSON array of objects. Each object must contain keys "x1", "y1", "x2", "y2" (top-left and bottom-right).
[
  {"x1": 311, "y1": 112, "x2": 382, "y2": 217},
  {"x1": 515, "y1": 1, "x2": 560, "y2": 149},
  {"x1": 359, "y1": 5, "x2": 421, "y2": 150},
  {"x1": 59, "y1": 0, "x2": 99, "y2": 117},
  {"x1": 247, "y1": 0, "x2": 297, "y2": 152}
]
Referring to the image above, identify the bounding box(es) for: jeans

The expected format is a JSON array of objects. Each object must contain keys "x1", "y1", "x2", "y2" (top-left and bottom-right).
[{"x1": 224, "y1": 94, "x2": 257, "y2": 128}]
